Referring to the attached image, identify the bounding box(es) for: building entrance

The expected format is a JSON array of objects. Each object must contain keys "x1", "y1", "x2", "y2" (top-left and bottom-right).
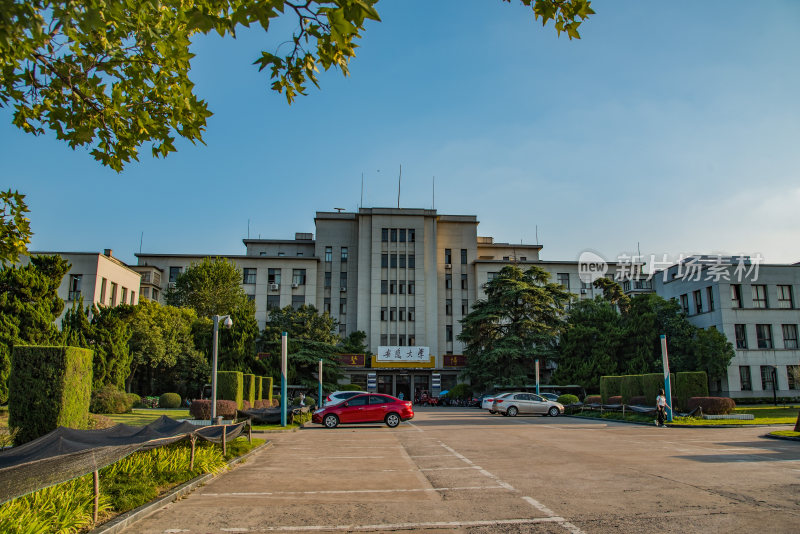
[
  {"x1": 413, "y1": 374, "x2": 430, "y2": 403},
  {"x1": 395, "y1": 374, "x2": 410, "y2": 401}
]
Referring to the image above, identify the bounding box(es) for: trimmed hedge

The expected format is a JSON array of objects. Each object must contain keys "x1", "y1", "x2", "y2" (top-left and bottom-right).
[
  {"x1": 557, "y1": 394, "x2": 579, "y2": 405},
  {"x1": 641, "y1": 373, "x2": 666, "y2": 405},
  {"x1": 217, "y1": 371, "x2": 244, "y2": 409},
  {"x1": 629, "y1": 396, "x2": 647, "y2": 405},
  {"x1": 262, "y1": 377, "x2": 274, "y2": 402},
  {"x1": 600, "y1": 376, "x2": 623, "y2": 404},
  {"x1": 676, "y1": 372, "x2": 708, "y2": 411},
  {"x1": 620, "y1": 375, "x2": 643, "y2": 404},
  {"x1": 584, "y1": 395, "x2": 601, "y2": 404},
  {"x1": 243, "y1": 374, "x2": 256, "y2": 406},
  {"x1": 189, "y1": 399, "x2": 238, "y2": 419},
  {"x1": 253, "y1": 399, "x2": 271, "y2": 409},
  {"x1": 255, "y1": 376, "x2": 263, "y2": 401},
  {"x1": 159, "y1": 392, "x2": 182, "y2": 409},
  {"x1": 687, "y1": 397, "x2": 735, "y2": 415},
  {"x1": 127, "y1": 393, "x2": 141, "y2": 408},
  {"x1": 91, "y1": 385, "x2": 133, "y2": 414},
  {"x1": 9, "y1": 346, "x2": 93, "y2": 445},
  {"x1": 607, "y1": 396, "x2": 622, "y2": 404}
]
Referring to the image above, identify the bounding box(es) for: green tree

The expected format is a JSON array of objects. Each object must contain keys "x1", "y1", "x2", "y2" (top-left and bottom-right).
[
  {"x1": 0, "y1": 254, "x2": 68, "y2": 402},
  {"x1": 592, "y1": 276, "x2": 631, "y2": 313},
  {"x1": 0, "y1": 1, "x2": 593, "y2": 171},
  {"x1": 258, "y1": 305, "x2": 342, "y2": 390},
  {"x1": 338, "y1": 330, "x2": 370, "y2": 355},
  {"x1": 166, "y1": 257, "x2": 247, "y2": 318},
  {"x1": 0, "y1": 190, "x2": 32, "y2": 265},
  {"x1": 690, "y1": 327, "x2": 735, "y2": 384},
  {"x1": 459, "y1": 265, "x2": 572, "y2": 392}
]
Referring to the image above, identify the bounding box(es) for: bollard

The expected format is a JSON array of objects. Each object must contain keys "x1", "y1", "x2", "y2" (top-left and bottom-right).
[
  {"x1": 93, "y1": 470, "x2": 99, "y2": 523},
  {"x1": 248, "y1": 421, "x2": 252, "y2": 443}
]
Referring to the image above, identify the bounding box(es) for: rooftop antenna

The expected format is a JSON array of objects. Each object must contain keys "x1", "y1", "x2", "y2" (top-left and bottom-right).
[
  {"x1": 397, "y1": 164, "x2": 402, "y2": 209},
  {"x1": 535, "y1": 225, "x2": 539, "y2": 245},
  {"x1": 334, "y1": 208, "x2": 345, "y2": 213},
  {"x1": 432, "y1": 176, "x2": 435, "y2": 209},
  {"x1": 360, "y1": 172, "x2": 364, "y2": 209},
  {"x1": 139, "y1": 231, "x2": 143, "y2": 254},
  {"x1": 247, "y1": 219, "x2": 250, "y2": 239}
]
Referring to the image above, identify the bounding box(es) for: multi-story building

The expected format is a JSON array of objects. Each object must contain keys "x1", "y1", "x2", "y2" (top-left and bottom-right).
[
  {"x1": 653, "y1": 256, "x2": 800, "y2": 399},
  {"x1": 21, "y1": 249, "x2": 141, "y2": 325},
  {"x1": 136, "y1": 207, "x2": 631, "y2": 398}
]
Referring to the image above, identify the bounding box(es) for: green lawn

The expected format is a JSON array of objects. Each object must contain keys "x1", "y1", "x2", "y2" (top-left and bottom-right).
[
  {"x1": 574, "y1": 405, "x2": 800, "y2": 426},
  {"x1": 105, "y1": 408, "x2": 190, "y2": 426},
  {"x1": 769, "y1": 430, "x2": 800, "y2": 438}
]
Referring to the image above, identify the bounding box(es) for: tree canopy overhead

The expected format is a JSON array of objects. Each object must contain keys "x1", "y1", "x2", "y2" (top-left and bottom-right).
[{"x1": 0, "y1": 0, "x2": 594, "y2": 171}]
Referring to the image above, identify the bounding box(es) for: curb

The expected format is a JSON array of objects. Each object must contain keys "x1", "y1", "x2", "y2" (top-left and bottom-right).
[
  {"x1": 89, "y1": 440, "x2": 273, "y2": 534},
  {"x1": 763, "y1": 433, "x2": 800, "y2": 442},
  {"x1": 566, "y1": 414, "x2": 791, "y2": 429}
]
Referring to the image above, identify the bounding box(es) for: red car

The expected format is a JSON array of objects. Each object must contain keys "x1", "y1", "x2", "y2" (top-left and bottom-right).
[{"x1": 312, "y1": 393, "x2": 414, "y2": 428}]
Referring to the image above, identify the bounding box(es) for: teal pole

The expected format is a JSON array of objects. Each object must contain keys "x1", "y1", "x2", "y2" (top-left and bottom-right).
[
  {"x1": 318, "y1": 359, "x2": 323, "y2": 410},
  {"x1": 535, "y1": 359, "x2": 540, "y2": 395},
  {"x1": 660, "y1": 334, "x2": 673, "y2": 423},
  {"x1": 281, "y1": 332, "x2": 287, "y2": 427}
]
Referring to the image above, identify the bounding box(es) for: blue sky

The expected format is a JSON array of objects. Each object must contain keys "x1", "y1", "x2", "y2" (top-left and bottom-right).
[{"x1": 3, "y1": 0, "x2": 799, "y2": 267}]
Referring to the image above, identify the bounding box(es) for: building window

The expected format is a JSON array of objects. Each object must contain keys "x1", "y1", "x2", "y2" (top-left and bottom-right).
[
  {"x1": 752, "y1": 285, "x2": 768, "y2": 308},
  {"x1": 445, "y1": 299, "x2": 452, "y2": 316},
  {"x1": 390, "y1": 281, "x2": 397, "y2": 294},
  {"x1": 380, "y1": 307, "x2": 387, "y2": 321},
  {"x1": 391, "y1": 228, "x2": 397, "y2": 242},
  {"x1": 339, "y1": 323, "x2": 347, "y2": 336},
  {"x1": 446, "y1": 325, "x2": 453, "y2": 342},
  {"x1": 381, "y1": 280, "x2": 388, "y2": 294},
  {"x1": 399, "y1": 254, "x2": 406, "y2": 268},
  {"x1": 788, "y1": 365, "x2": 800, "y2": 390},
  {"x1": 408, "y1": 282, "x2": 415, "y2": 294},
  {"x1": 380, "y1": 334, "x2": 388, "y2": 345},
  {"x1": 778, "y1": 285, "x2": 794, "y2": 308},
  {"x1": 782, "y1": 324, "x2": 799, "y2": 349},
  {"x1": 488, "y1": 272, "x2": 499, "y2": 282},
  {"x1": 323, "y1": 297, "x2": 331, "y2": 313},
  {"x1": 398, "y1": 335, "x2": 406, "y2": 346},
  {"x1": 462, "y1": 299, "x2": 469, "y2": 315},
  {"x1": 739, "y1": 366, "x2": 752, "y2": 391},
  {"x1": 399, "y1": 281, "x2": 405, "y2": 294},
  {"x1": 693, "y1": 290, "x2": 703, "y2": 314},
  {"x1": 408, "y1": 255, "x2": 415, "y2": 269},
  {"x1": 408, "y1": 228, "x2": 415, "y2": 242},
  {"x1": 461, "y1": 249, "x2": 467, "y2": 264},
  {"x1": 734, "y1": 324, "x2": 748, "y2": 349},
  {"x1": 325, "y1": 246, "x2": 332, "y2": 262},
  {"x1": 278, "y1": 252, "x2": 285, "y2": 256},
  {"x1": 268, "y1": 268, "x2": 281, "y2": 285},
  {"x1": 520, "y1": 256, "x2": 527, "y2": 261},
  {"x1": 339, "y1": 298, "x2": 347, "y2": 315},
  {"x1": 110, "y1": 282, "x2": 118, "y2": 305},
  {"x1": 340, "y1": 271, "x2": 347, "y2": 289},
  {"x1": 169, "y1": 266, "x2": 182, "y2": 283},
  {"x1": 731, "y1": 284, "x2": 742, "y2": 308},
  {"x1": 130, "y1": 291, "x2": 135, "y2": 304},
  {"x1": 121, "y1": 287, "x2": 128, "y2": 305},
  {"x1": 408, "y1": 307, "x2": 415, "y2": 321},
  {"x1": 756, "y1": 324, "x2": 773, "y2": 349},
  {"x1": 557, "y1": 273, "x2": 570, "y2": 290},
  {"x1": 399, "y1": 229, "x2": 406, "y2": 242},
  {"x1": 679, "y1": 294, "x2": 689, "y2": 315},
  {"x1": 445, "y1": 249, "x2": 452, "y2": 264},
  {"x1": 341, "y1": 247, "x2": 348, "y2": 262},
  {"x1": 246, "y1": 294, "x2": 255, "y2": 302},
  {"x1": 292, "y1": 269, "x2": 306, "y2": 285},
  {"x1": 267, "y1": 295, "x2": 280, "y2": 310},
  {"x1": 151, "y1": 288, "x2": 159, "y2": 301},
  {"x1": 390, "y1": 254, "x2": 397, "y2": 268},
  {"x1": 68, "y1": 274, "x2": 82, "y2": 300},
  {"x1": 324, "y1": 271, "x2": 331, "y2": 288},
  {"x1": 707, "y1": 287, "x2": 715, "y2": 311},
  {"x1": 297, "y1": 252, "x2": 303, "y2": 256},
  {"x1": 461, "y1": 273, "x2": 468, "y2": 290},
  {"x1": 761, "y1": 365, "x2": 775, "y2": 391},
  {"x1": 409, "y1": 335, "x2": 416, "y2": 346},
  {"x1": 390, "y1": 308, "x2": 396, "y2": 321},
  {"x1": 143, "y1": 287, "x2": 150, "y2": 299},
  {"x1": 399, "y1": 308, "x2": 405, "y2": 321},
  {"x1": 243, "y1": 268, "x2": 257, "y2": 284},
  {"x1": 382, "y1": 228, "x2": 388, "y2": 242},
  {"x1": 445, "y1": 274, "x2": 452, "y2": 289},
  {"x1": 381, "y1": 253, "x2": 388, "y2": 268},
  {"x1": 292, "y1": 295, "x2": 305, "y2": 309}
]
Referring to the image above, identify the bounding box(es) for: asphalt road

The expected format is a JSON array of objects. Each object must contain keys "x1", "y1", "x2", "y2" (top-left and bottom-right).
[{"x1": 124, "y1": 407, "x2": 800, "y2": 533}]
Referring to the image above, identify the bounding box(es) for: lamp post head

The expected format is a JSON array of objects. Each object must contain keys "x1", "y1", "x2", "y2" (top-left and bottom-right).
[{"x1": 223, "y1": 316, "x2": 233, "y2": 329}]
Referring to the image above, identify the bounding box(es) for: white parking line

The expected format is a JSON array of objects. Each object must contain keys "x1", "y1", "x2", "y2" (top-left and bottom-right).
[{"x1": 218, "y1": 517, "x2": 568, "y2": 532}]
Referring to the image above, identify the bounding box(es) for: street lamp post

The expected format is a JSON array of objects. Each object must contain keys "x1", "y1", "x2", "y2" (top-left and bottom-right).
[{"x1": 211, "y1": 314, "x2": 233, "y2": 422}]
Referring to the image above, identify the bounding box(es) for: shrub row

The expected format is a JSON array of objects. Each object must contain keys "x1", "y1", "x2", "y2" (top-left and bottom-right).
[
  {"x1": 607, "y1": 396, "x2": 622, "y2": 404},
  {"x1": 214, "y1": 372, "x2": 273, "y2": 409},
  {"x1": 159, "y1": 392, "x2": 182, "y2": 409},
  {"x1": 600, "y1": 372, "x2": 708, "y2": 410},
  {"x1": 687, "y1": 397, "x2": 736, "y2": 415},
  {"x1": 91, "y1": 385, "x2": 134, "y2": 414},
  {"x1": 189, "y1": 399, "x2": 238, "y2": 419},
  {"x1": 584, "y1": 395, "x2": 601, "y2": 404},
  {"x1": 557, "y1": 394, "x2": 579, "y2": 405}
]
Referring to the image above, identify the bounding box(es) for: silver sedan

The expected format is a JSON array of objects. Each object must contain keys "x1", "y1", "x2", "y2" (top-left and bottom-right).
[
  {"x1": 493, "y1": 392, "x2": 564, "y2": 417},
  {"x1": 482, "y1": 392, "x2": 513, "y2": 414}
]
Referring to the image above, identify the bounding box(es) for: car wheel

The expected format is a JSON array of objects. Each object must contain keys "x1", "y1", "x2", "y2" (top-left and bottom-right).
[
  {"x1": 489, "y1": 410, "x2": 496, "y2": 414},
  {"x1": 385, "y1": 412, "x2": 401, "y2": 428},
  {"x1": 548, "y1": 406, "x2": 560, "y2": 417},
  {"x1": 507, "y1": 406, "x2": 518, "y2": 417},
  {"x1": 323, "y1": 414, "x2": 339, "y2": 429}
]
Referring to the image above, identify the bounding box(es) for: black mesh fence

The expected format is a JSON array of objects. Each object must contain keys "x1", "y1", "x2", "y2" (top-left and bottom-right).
[{"x1": 0, "y1": 415, "x2": 245, "y2": 504}]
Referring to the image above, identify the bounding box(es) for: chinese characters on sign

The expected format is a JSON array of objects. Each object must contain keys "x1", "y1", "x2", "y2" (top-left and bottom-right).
[
  {"x1": 376, "y1": 346, "x2": 430, "y2": 362},
  {"x1": 443, "y1": 355, "x2": 467, "y2": 367},
  {"x1": 337, "y1": 354, "x2": 366, "y2": 367}
]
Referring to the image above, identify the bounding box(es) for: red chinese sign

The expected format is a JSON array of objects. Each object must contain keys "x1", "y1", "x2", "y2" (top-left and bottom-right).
[
  {"x1": 337, "y1": 354, "x2": 366, "y2": 367},
  {"x1": 443, "y1": 355, "x2": 467, "y2": 367}
]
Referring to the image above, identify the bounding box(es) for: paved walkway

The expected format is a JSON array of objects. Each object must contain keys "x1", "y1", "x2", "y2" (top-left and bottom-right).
[{"x1": 123, "y1": 407, "x2": 800, "y2": 533}]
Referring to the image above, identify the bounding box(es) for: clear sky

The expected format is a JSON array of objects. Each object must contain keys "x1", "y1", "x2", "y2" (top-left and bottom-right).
[{"x1": 3, "y1": 0, "x2": 799, "y2": 267}]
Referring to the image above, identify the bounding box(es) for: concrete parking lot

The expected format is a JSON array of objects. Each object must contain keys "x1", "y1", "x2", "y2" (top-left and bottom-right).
[{"x1": 125, "y1": 407, "x2": 800, "y2": 533}]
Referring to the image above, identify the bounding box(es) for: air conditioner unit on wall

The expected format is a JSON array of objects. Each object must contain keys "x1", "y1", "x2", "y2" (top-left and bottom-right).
[
  {"x1": 444, "y1": 263, "x2": 452, "y2": 269},
  {"x1": 580, "y1": 289, "x2": 587, "y2": 294},
  {"x1": 340, "y1": 287, "x2": 347, "y2": 292},
  {"x1": 291, "y1": 283, "x2": 299, "y2": 289},
  {"x1": 168, "y1": 282, "x2": 176, "y2": 289},
  {"x1": 269, "y1": 283, "x2": 279, "y2": 291}
]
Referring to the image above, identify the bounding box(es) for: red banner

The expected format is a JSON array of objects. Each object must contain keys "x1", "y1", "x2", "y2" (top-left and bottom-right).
[
  {"x1": 338, "y1": 354, "x2": 366, "y2": 367},
  {"x1": 443, "y1": 355, "x2": 467, "y2": 367}
]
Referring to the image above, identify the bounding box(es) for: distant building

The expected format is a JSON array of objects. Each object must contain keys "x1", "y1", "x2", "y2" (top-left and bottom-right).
[
  {"x1": 136, "y1": 207, "x2": 633, "y2": 397},
  {"x1": 21, "y1": 249, "x2": 141, "y2": 325},
  {"x1": 652, "y1": 256, "x2": 800, "y2": 399}
]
